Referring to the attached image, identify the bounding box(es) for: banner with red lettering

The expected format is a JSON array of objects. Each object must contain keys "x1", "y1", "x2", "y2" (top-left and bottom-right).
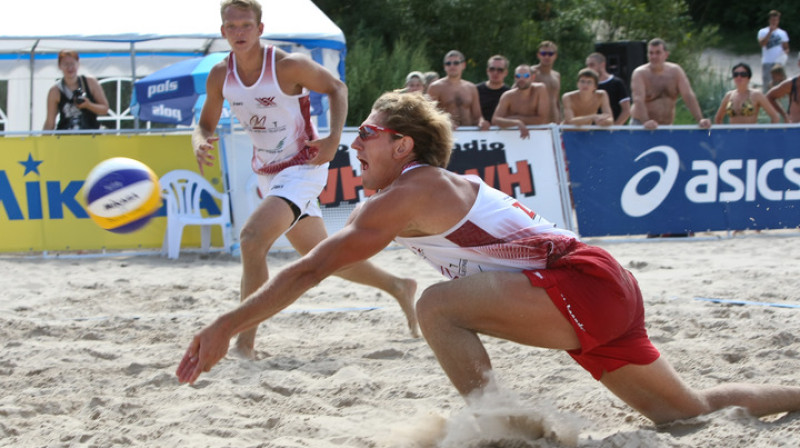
[{"x1": 222, "y1": 128, "x2": 572, "y2": 249}]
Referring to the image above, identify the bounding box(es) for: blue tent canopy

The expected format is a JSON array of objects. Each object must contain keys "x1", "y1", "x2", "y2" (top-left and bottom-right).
[{"x1": 131, "y1": 53, "x2": 228, "y2": 126}]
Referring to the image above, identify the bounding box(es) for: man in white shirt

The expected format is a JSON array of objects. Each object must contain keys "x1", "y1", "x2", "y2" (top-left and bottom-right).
[{"x1": 758, "y1": 10, "x2": 790, "y2": 92}]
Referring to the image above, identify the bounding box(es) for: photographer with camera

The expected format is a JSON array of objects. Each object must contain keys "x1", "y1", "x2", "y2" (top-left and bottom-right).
[{"x1": 43, "y1": 50, "x2": 109, "y2": 131}]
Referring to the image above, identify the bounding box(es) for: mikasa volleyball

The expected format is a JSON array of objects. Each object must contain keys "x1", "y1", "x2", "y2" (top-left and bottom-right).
[{"x1": 83, "y1": 157, "x2": 162, "y2": 233}]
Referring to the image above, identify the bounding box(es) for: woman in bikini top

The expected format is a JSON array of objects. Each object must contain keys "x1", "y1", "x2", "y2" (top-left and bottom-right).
[{"x1": 714, "y1": 63, "x2": 779, "y2": 124}]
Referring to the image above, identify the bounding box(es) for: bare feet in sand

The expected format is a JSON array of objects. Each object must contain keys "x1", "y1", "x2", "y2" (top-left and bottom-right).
[{"x1": 232, "y1": 335, "x2": 257, "y2": 360}]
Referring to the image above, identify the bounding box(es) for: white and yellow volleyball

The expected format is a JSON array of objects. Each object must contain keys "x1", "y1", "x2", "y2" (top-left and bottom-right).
[{"x1": 83, "y1": 157, "x2": 162, "y2": 233}]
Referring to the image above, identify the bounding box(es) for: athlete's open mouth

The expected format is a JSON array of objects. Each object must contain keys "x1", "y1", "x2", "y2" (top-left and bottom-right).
[{"x1": 358, "y1": 157, "x2": 368, "y2": 170}]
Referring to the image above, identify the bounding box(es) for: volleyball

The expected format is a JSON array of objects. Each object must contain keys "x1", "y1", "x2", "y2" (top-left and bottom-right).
[{"x1": 83, "y1": 157, "x2": 162, "y2": 233}]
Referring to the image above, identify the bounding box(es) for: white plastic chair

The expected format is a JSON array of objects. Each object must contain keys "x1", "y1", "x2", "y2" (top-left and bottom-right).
[{"x1": 160, "y1": 169, "x2": 232, "y2": 259}]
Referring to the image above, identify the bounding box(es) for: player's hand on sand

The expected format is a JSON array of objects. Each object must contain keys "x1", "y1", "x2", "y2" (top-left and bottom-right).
[
  {"x1": 192, "y1": 135, "x2": 219, "y2": 175},
  {"x1": 176, "y1": 321, "x2": 230, "y2": 385},
  {"x1": 306, "y1": 135, "x2": 340, "y2": 165}
]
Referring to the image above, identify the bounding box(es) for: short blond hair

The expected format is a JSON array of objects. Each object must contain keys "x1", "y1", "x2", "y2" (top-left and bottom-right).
[
  {"x1": 57, "y1": 49, "x2": 79, "y2": 65},
  {"x1": 220, "y1": 0, "x2": 262, "y2": 23},
  {"x1": 371, "y1": 92, "x2": 453, "y2": 168}
]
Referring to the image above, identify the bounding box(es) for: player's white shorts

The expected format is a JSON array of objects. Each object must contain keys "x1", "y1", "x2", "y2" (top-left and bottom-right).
[{"x1": 256, "y1": 162, "x2": 329, "y2": 219}]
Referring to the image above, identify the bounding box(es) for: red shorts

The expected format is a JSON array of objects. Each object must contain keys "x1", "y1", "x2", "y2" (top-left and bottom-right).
[{"x1": 524, "y1": 243, "x2": 660, "y2": 380}]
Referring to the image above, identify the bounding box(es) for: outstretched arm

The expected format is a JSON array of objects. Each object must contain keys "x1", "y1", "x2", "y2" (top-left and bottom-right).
[{"x1": 176, "y1": 186, "x2": 416, "y2": 384}]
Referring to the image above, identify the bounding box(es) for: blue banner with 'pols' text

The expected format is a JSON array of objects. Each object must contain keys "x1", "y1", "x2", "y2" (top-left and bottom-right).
[{"x1": 563, "y1": 127, "x2": 800, "y2": 236}]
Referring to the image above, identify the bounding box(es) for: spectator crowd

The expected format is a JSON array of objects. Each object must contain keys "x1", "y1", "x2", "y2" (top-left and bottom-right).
[{"x1": 392, "y1": 9, "x2": 799, "y2": 134}]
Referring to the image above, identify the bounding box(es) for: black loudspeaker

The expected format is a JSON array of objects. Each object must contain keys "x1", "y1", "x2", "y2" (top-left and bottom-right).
[{"x1": 594, "y1": 41, "x2": 647, "y2": 89}]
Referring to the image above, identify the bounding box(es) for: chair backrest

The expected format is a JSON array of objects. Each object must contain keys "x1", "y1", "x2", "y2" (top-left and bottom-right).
[{"x1": 159, "y1": 169, "x2": 226, "y2": 219}]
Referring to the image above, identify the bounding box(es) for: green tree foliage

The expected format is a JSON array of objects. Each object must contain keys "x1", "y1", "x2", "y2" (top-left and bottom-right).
[
  {"x1": 315, "y1": 0, "x2": 719, "y2": 125},
  {"x1": 345, "y1": 38, "x2": 431, "y2": 128}
]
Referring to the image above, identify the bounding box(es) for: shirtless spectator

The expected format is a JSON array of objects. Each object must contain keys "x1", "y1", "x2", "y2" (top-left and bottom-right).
[
  {"x1": 586, "y1": 52, "x2": 631, "y2": 124},
  {"x1": 491, "y1": 64, "x2": 549, "y2": 139},
  {"x1": 532, "y1": 41, "x2": 561, "y2": 123},
  {"x1": 427, "y1": 50, "x2": 490, "y2": 130},
  {"x1": 562, "y1": 68, "x2": 613, "y2": 126},
  {"x1": 630, "y1": 38, "x2": 711, "y2": 130},
  {"x1": 766, "y1": 55, "x2": 800, "y2": 123}
]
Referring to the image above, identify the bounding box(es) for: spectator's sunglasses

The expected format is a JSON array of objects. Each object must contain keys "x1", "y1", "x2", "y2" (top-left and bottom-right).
[
  {"x1": 358, "y1": 124, "x2": 405, "y2": 141},
  {"x1": 539, "y1": 51, "x2": 556, "y2": 57}
]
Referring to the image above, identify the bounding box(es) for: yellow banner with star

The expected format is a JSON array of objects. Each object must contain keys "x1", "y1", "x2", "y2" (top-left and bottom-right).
[{"x1": 0, "y1": 134, "x2": 223, "y2": 253}]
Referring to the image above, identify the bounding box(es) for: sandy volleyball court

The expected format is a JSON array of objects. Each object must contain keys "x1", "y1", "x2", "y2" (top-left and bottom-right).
[{"x1": 1, "y1": 231, "x2": 799, "y2": 447}]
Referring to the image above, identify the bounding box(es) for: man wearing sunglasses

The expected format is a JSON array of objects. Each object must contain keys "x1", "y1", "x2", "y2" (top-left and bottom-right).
[
  {"x1": 490, "y1": 65, "x2": 550, "y2": 139},
  {"x1": 476, "y1": 55, "x2": 511, "y2": 123},
  {"x1": 179, "y1": 92, "x2": 800, "y2": 429},
  {"x1": 629, "y1": 38, "x2": 711, "y2": 130},
  {"x1": 191, "y1": 0, "x2": 419, "y2": 359},
  {"x1": 427, "y1": 50, "x2": 490, "y2": 130},
  {"x1": 532, "y1": 41, "x2": 562, "y2": 124}
]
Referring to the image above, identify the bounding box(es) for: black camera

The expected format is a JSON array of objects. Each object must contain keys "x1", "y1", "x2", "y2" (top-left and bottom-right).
[{"x1": 73, "y1": 88, "x2": 86, "y2": 105}]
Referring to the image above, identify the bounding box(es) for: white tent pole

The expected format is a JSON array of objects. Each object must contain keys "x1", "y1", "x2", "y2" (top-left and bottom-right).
[
  {"x1": 29, "y1": 40, "x2": 39, "y2": 131},
  {"x1": 130, "y1": 42, "x2": 139, "y2": 129}
]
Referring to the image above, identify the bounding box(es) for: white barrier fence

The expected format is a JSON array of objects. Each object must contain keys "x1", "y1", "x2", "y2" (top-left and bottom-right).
[{"x1": 220, "y1": 126, "x2": 572, "y2": 251}]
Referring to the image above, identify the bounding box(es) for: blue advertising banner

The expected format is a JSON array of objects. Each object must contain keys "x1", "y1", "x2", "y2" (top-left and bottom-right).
[{"x1": 563, "y1": 127, "x2": 800, "y2": 236}]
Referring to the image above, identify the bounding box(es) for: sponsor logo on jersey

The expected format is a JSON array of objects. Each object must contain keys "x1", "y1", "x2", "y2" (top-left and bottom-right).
[
  {"x1": 267, "y1": 121, "x2": 287, "y2": 133},
  {"x1": 255, "y1": 137, "x2": 287, "y2": 154},
  {"x1": 249, "y1": 115, "x2": 267, "y2": 130},
  {"x1": 255, "y1": 97, "x2": 277, "y2": 107}
]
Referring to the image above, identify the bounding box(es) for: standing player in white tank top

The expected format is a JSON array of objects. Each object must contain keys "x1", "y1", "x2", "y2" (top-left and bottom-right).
[{"x1": 191, "y1": 0, "x2": 418, "y2": 359}]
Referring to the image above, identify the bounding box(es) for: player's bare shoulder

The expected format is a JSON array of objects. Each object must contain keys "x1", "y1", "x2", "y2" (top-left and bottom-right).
[
  {"x1": 632, "y1": 63, "x2": 651, "y2": 76},
  {"x1": 427, "y1": 79, "x2": 446, "y2": 98},
  {"x1": 665, "y1": 61, "x2": 688, "y2": 78},
  {"x1": 275, "y1": 48, "x2": 312, "y2": 71},
  {"x1": 206, "y1": 59, "x2": 229, "y2": 87}
]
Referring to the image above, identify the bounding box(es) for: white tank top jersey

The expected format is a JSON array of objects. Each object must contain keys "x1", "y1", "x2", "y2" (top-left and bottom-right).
[
  {"x1": 223, "y1": 45, "x2": 319, "y2": 174},
  {"x1": 394, "y1": 169, "x2": 578, "y2": 279}
]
